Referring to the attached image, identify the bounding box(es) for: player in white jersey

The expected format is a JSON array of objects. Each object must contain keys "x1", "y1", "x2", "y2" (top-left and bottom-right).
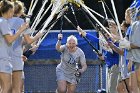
[
  {"x1": 0, "y1": 0, "x2": 28, "y2": 93},
  {"x1": 120, "y1": 8, "x2": 140, "y2": 92},
  {"x1": 55, "y1": 34, "x2": 87, "y2": 93}
]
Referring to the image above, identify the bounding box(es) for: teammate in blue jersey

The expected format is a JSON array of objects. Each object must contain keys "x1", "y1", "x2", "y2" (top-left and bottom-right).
[{"x1": 77, "y1": 19, "x2": 120, "y2": 93}]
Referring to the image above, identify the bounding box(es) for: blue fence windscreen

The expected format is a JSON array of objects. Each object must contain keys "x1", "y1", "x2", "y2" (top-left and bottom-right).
[{"x1": 29, "y1": 30, "x2": 98, "y2": 60}]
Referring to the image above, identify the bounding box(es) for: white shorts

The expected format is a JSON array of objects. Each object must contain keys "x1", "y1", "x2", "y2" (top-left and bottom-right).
[
  {"x1": 11, "y1": 55, "x2": 24, "y2": 71},
  {"x1": 119, "y1": 65, "x2": 129, "y2": 80},
  {"x1": 133, "y1": 62, "x2": 140, "y2": 71},
  {"x1": 56, "y1": 68, "x2": 78, "y2": 84},
  {"x1": 0, "y1": 58, "x2": 13, "y2": 74}
]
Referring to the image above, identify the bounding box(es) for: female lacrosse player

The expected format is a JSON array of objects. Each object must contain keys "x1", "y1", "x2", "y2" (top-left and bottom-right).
[
  {"x1": 8, "y1": 0, "x2": 43, "y2": 92},
  {"x1": 55, "y1": 34, "x2": 87, "y2": 93},
  {"x1": 0, "y1": 0, "x2": 28, "y2": 93}
]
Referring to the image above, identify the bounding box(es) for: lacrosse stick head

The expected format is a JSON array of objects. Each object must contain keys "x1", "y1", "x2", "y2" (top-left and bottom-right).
[
  {"x1": 135, "y1": 7, "x2": 140, "y2": 17},
  {"x1": 99, "y1": 36, "x2": 113, "y2": 53},
  {"x1": 130, "y1": 0, "x2": 140, "y2": 21},
  {"x1": 51, "y1": 0, "x2": 68, "y2": 14},
  {"x1": 68, "y1": 0, "x2": 84, "y2": 7}
]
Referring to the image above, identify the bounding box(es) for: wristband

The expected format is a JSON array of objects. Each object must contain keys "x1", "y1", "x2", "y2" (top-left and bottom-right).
[{"x1": 23, "y1": 49, "x2": 33, "y2": 58}]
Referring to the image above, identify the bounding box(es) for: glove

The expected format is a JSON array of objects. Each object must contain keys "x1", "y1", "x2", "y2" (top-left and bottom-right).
[
  {"x1": 25, "y1": 17, "x2": 30, "y2": 23},
  {"x1": 25, "y1": 14, "x2": 32, "y2": 23},
  {"x1": 58, "y1": 33, "x2": 63, "y2": 40},
  {"x1": 23, "y1": 49, "x2": 33, "y2": 58},
  {"x1": 75, "y1": 71, "x2": 81, "y2": 77},
  {"x1": 75, "y1": 70, "x2": 81, "y2": 83},
  {"x1": 119, "y1": 38, "x2": 131, "y2": 50}
]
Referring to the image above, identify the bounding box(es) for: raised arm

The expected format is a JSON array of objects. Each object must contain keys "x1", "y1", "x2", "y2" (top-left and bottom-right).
[
  {"x1": 77, "y1": 26, "x2": 99, "y2": 43},
  {"x1": 23, "y1": 30, "x2": 43, "y2": 44},
  {"x1": 56, "y1": 33, "x2": 63, "y2": 52}
]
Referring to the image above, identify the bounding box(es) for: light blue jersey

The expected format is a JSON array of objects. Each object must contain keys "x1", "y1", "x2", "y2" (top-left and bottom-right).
[
  {"x1": 119, "y1": 26, "x2": 131, "y2": 76},
  {"x1": 8, "y1": 17, "x2": 25, "y2": 71},
  {"x1": 0, "y1": 17, "x2": 13, "y2": 73},
  {"x1": 0, "y1": 17, "x2": 12, "y2": 59},
  {"x1": 8, "y1": 17, "x2": 24, "y2": 57},
  {"x1": 56, "y1": 45, "x2": 86, "y2": 84},
  {"x1": 127, "y1": 21, "x2": 140, "y2": 63}
]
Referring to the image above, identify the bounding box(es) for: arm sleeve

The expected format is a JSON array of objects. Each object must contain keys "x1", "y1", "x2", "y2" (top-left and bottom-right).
[
  {"x1": 132, "y1": 22, "x2": 140, "y2": 47},
  {"x1": 59, "y1": 45, "x2": 66, "y2": 52},
  {"x1": 79, "y1": 49, "x2": 86, "y2": 64},
  {"x1": 0, "y1": 21, "x2": 11, "y2": 35},
  {"x1": 23, "y1": 49, "x2": 33, "y2": 58}
]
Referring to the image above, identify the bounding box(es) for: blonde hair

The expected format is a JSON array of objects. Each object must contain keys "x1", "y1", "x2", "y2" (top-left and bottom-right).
[
  {"x1": 0, "y1": 0, "x2": 14, "y2": 16},
  {"x1": 13, "y1": 0, "x2": 25, "y2": 16},
  {"x1": 66, "y1": 35, "x2": 78, "y2": 45}
]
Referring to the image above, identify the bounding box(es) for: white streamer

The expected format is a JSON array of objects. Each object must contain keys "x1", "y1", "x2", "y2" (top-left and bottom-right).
[
  {"x1": 31, "y1": 0, "x2": 48, "y2": 31},
  {"x1": 110, "y1": 0, "x2": 122, "y2": 39},
  {"x1": 31, "y1": 9, "x2": 44, "y2": 31},
  {"x1": 110, "y1": 0, "x2": 124, "y2": 82},
  {"x1": 99, "y1": 0, "x2": 108, "y2": 19},
  {"x1": 37, "y1": 4, "x2": 67, "y2": 46},
  {"x1": 99, "y1": 1, "x2": 109, "y2": 92},
  {"x1": 30, "y1": 0, "x2": 39, "y2": 15},
  {"x1": 31, "y1": 3, "x2": 53, "y2": 33},
  {"x1": 39, "y1": 1, "x2": 66, "y2": 33},
  {"x1": 87, "y1": 6, "x2": 105, "y2": 19},
  {"x1": 28, "y1": 0, "x2": 35, "y2": 15},
  {"x1": 80, "y1": 2, "x2": 112, "y2": 38}
]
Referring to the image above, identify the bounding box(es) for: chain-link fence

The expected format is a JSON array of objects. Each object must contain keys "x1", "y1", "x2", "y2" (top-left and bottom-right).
[{"x1": 24, "y1": 60, "x2": 106, "y2": 93}]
